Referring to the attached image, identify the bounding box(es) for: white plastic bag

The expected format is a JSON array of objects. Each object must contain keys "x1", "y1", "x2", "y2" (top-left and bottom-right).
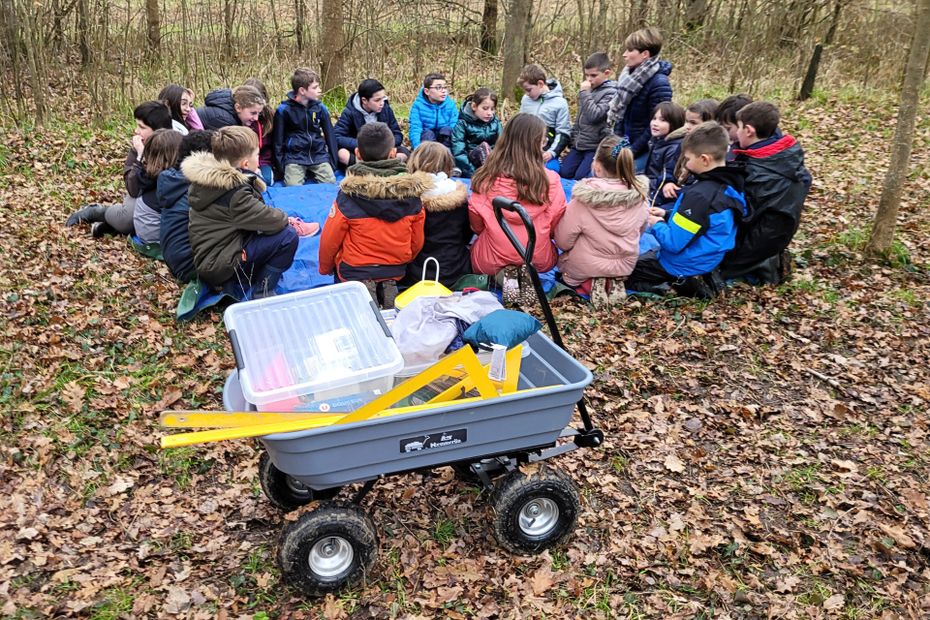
[{"x1": 391, "y1": 292, "x2": 502, "y2": 366}]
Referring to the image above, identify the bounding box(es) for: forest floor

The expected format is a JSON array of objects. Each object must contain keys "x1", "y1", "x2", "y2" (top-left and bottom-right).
[{"x1": 1, "y1": 90, "x2": 929, "y2": 619}]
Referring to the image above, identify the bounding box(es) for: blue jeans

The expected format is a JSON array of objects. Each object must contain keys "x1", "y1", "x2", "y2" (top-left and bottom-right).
[
  {"x1": 560, "y1": 149, "x2": 595, "y2": 180},
  {"x1": 634, "y1": 152, "x2": 648, "y2": 174}
]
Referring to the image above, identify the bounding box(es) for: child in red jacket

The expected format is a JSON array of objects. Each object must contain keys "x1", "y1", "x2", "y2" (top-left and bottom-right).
[{"x1": 319, "y1": 122, "x2": 430, "y2": 307}]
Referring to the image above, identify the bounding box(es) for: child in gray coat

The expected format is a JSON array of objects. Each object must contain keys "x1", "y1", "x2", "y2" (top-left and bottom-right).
[{"x1": 562, "y1": 52, "x2": 618, "y2": 180}]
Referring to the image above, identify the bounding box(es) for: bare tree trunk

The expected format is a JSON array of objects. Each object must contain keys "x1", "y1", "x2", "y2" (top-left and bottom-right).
[
  {"x1": 223, "y1": 0, "x2": 236, "y2": 58},
  {"x1": 77, "y1": 0, "x2": 90, "y2": 67},
  {"x1": 866, "y1": 0, "x2": 930, "y2": 256},
  {"x1": 320, "y1": 0, "x2": 345, "y2": 91},
  {"x1": 480, "y1": 0, "x2": 499, "y2": 55},
  {"x1": 501, "y1": 0, "x2": 532, "y2": 103},
  {"x1": 798, "y1": 0, "x2": 842, "y2": 100},
  {"x1": 295, "y1": 0, "x2": 305, "y2": 53},
  {"x1": 145, "y1": 0, "x2": 160, "y2": 53},
  {"x1": 684, "y1": 0, "x2": 709, "y2": 31}
]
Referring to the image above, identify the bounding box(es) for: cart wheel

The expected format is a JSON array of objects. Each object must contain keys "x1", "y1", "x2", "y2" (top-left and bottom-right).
[
  {"x1": 490, "y1": 465, "x2": 580, "y2": 554},
  {"x1": 278, "y1": 502, "x2": 378, "y2": 596},
  {"x1": 259, "y1": 452, "x2": 341, "y2": 511}
]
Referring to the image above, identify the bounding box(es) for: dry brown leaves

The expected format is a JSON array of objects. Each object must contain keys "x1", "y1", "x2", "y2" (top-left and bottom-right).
[{"x1": 0, "y1": 92, "x2": 928, "y2": 618}]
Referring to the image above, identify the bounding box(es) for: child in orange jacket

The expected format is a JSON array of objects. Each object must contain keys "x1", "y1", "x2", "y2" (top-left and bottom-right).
[{"x1": 319, "y1": 122, "x2": 430, "y2": 307}]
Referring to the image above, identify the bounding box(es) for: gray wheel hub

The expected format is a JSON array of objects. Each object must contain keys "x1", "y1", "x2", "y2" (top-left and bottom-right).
[
  {"x1": 518, "y1": 497, "x2": 559, "y2": 537},
  {"x1": 308, "y1": 536, "x2": 354, "y2": 578}
]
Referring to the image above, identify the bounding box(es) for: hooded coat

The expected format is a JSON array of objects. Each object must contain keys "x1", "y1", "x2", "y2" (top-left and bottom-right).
[
  {"x1": 402, "y1": 173, "x2": 472, "y2": 288},
  {"x1": 722, "y1": 134, "x2": 811, "y2": 275},
  {"x1": 408, "y1": 90, "x2": 459, "y2": 149},
  {"x1": 645, "y1": 125, "x2": 687, "y2": 204},
  {"x1": 318, "y1": 163, "x2": 431, "y2": 281},
  {"x1": 272, "y1": 93, "x2": 338, "y2": 170},
  {"x1": 520, "y1": 79, "x2": 572, "y2": 157},
  {"x1": 333, "y1": 92, "x2": 405, "y2": 151},
  {"x1": 157, "y1": 167, "x2": 196, "y2": 282},
  {"x1": 197, "y1": 89, "x2": 240, "y2": 130},
  {"x1": 571, "y1": 79, "x2": 618, "y2": 151},
  {"x1": 555, "y1": 176, "x2": 649, "y2": 285},
  {"x1": 450, "y1": 101, "x2": 502, "y2": 177},
  {"x1": 468, "y1": 169, "x2": 567, "y2": 275},
  {"x1": 182, "y1": 152, "x2": 288, "y2": 287},
  {"x1": 615, "y1": 60, "x2": 673, "y2": 157},
  {"x1": 651, "y1": 164, "x2": 746, "y2": 277}
]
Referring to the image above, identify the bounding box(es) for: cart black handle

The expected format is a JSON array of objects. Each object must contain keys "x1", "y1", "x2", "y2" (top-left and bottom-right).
[
  {"x1": 492, "y1": 197, "x2": 536, "y2": 267},
  {"x1": 491, "y1": 196, "x2": 595, "y2": 435}
]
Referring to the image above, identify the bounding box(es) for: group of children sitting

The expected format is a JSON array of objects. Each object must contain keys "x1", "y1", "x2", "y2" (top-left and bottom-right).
[{"x1": 65, "y1": 25, "x2": 811, "y2": 308}]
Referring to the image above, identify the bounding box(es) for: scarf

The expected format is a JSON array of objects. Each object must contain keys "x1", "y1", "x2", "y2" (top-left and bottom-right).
[
  {"x1": 348, "y1": 158, "x2": 407, "y2": 177},
  {"x1": 606, "y1": 57, "x2": 661, "y2": 130}
]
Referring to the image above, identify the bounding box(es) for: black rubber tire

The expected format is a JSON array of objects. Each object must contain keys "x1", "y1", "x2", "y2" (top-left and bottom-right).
[
  {"x1": 490, "y1": 465, "x2": 580, "y2": 554},
  {"x1": 277, "y1": 502, "x2": 378, "y2": 596},
  {"x1": 258, "y1": 452, "x2": 341, "y2": 511}
]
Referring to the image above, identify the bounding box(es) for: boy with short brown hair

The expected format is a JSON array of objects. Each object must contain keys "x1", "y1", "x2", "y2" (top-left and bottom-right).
[
  {"x1": 273, "y1": 67, "x2": 339, "y2": 185},
  {"x1": 319, "y1": 122, "x2": 430, "y2": 307},
  {"x1": 562, "y1": 52, "x2": 618, "y2": 180},
  {"x1": 721, "y1": 101, "x2": 811, "y2": 282},
  {"x1": 519, "y1": 63, "x2": 572, "y2": 172},
  {"x1": 626, "y1": 121, "x2": 746, "y2": 298},
  {"x1": 184, "y1": 126, "x2": 298, "y2": 298}
]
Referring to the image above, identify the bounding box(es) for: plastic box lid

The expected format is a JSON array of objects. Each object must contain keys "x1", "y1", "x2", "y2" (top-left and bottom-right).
[{"x1": 223, "y1": 282, "x2": 404, "y2": 406}]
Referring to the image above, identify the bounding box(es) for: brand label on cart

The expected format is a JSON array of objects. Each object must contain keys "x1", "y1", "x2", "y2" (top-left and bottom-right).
[{"x1": 400, "y1": 429, "x2": 467, "y2": 453}]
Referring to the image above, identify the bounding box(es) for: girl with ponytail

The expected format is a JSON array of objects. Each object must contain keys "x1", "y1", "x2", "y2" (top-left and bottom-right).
[{"x1": 554, "y1": 135, "x2": 649, "y2": 307}]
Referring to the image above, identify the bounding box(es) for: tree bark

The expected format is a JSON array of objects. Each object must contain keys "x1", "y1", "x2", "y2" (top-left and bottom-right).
[
  {"x1": 798, "y1": 0, "x2": 842, "y2": 100},
  {"x1": 501, "y1": 0, "x2": 532, "y2": 103},
  {"x1": 684, "y1": 0, "x2": 709, "y2": 31},
  {"x1": 295, "y1": 0, "x2": 305, "y2": 53},
  {"x1": 320, "y1": 0, "x2": 345, "y2": 91},
  {"x1": 480, "y1": 0, "x2": 498, "y2": 55},
  {"x1": 145, "y1": 0, "x2": 160, "y2": 53},
  {"x1": 866, "y1": 0, "x2": 930, "y2": 256}
]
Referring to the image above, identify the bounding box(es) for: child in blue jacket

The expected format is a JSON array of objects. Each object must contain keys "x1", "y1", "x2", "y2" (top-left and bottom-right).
[
  {"x1": 273, "y1": 67, "x2": 339, "y2": 185},
  {"x1": 408, "y1": 73, "x2": 459, "y2": 149},
  {"x1": 626, "y1": 121, "x2": 746, "y2": 298}
]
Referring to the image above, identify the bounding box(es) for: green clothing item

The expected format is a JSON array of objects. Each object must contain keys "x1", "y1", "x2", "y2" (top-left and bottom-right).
[
  {"x1": 451, "y1": 101, "x2": 502, "y2": 177},
  {"x1": 347, "y1": 158, "x2": 407, "y2": 178},
  {"x1": 182, "y1": 152, "x2": 288, "y2": 287}
]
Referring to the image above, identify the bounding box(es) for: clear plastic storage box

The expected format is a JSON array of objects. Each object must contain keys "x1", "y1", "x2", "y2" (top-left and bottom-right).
[{"x1": 223, "y1": 282, "x2": 405, "y2": 413}]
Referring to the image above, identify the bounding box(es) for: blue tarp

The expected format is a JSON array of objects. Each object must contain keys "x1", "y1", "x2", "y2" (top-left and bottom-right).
[{"x1": 177, "y1": 177, "x2": 582, "y2": 319}]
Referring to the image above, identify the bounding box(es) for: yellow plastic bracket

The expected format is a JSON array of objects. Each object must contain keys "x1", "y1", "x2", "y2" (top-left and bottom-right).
[{"x1": 160, "y1": 346, "x2": 499, "y2": 449}]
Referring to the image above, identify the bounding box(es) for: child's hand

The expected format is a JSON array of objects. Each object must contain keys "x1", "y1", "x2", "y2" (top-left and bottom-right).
[
  {"x1": 662, "y1": 183, "x2": 680, "y2": 199},
  {"x1": 648, "y1": 206, "x2": 666, "y2": 218},
  {"x1": 542, "y1": 151, "x2": 554, "y2": 163},
  {"x1": 131, "y1": 135, "x2": 145, "y2": 157},
  {"x1": 648, "y1": 213, "x2": 664, "y2": 227},
  {"x1": 580, "y1": 80, "x2": 591, "y2": 91}
]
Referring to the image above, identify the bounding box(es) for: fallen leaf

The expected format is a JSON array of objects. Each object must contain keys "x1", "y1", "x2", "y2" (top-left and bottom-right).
[
  {"x1": 664, "y1": 454, "x2": 685, "y2": 473},
  {"x1": 531, "y1": 565, "x2": 555, "y2": 595}
]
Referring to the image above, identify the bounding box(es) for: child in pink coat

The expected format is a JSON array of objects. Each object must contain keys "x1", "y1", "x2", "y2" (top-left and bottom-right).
[
  {"x1": 555, "y1": 136, "x2": 648, "y2": 307},
  {"x1": 469, "y1": 113, "x2": 567, "y2": 305}
]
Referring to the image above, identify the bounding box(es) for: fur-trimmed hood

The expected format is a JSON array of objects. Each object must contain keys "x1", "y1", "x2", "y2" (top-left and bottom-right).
[
  {"x1": 182, "y1": 152, "x2": 266, "y2": 190},
  {"x1": 666, "y1": 125, "x2": 688, "y2": 142},
  {"x1": 339, "y1": 170, "x2": 433, "y2": 200},
  {"x1": 421, "y1": 172, "x2": 468, "y2": 212},
  {"x1": 182, "y1": 152, "x2": 266, "y2": 211},
  {"x1": 570, "y1": 176, "x2": 648, "y2": 210}
]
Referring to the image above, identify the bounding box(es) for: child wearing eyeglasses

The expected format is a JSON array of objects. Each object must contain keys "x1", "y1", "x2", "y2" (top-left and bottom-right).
[{"x1": 408, "y1": 72, "x2": 459, "y2": 150}]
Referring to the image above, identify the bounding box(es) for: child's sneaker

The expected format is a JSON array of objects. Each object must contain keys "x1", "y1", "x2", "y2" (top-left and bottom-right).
[
  {"x1": 380, "y1": 280, "x2": 398, "y2": 309},
  {"x1": 499, "y1": 266, "x2": 520, "y2": 306},
  {"x1": 607, "y1": 279, "x2": 627, "y2": 305},
  {"x1": 590, "y1": 278, "x2": 608, "y2": 308}
]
